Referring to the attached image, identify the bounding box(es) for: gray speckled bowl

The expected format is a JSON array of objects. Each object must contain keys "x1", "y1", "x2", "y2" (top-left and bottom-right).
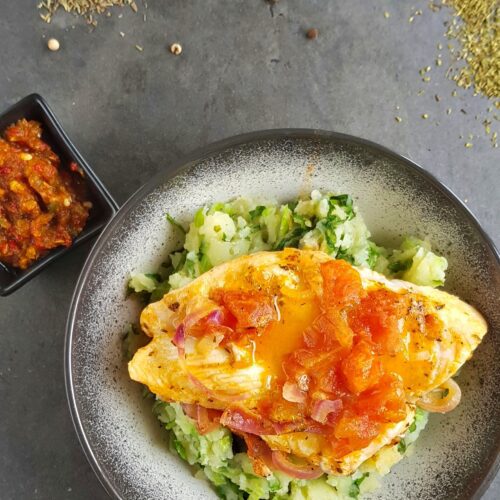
[{"x1": 65, "y1": 130, "x2": 500, "y2": 500}]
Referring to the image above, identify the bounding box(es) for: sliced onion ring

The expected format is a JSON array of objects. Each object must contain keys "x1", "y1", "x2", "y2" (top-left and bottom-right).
[
  {"x1": 417, "y1": 378, "x2": 461, "y2": 414},
  {"x1": 271, "y1": 451, "x2": 324, "y2": 479}
]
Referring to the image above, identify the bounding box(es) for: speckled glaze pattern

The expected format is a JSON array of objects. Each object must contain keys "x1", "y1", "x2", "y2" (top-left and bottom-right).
[{"x1": 65, "y1": 130, "x2": 500, "y2": 500}]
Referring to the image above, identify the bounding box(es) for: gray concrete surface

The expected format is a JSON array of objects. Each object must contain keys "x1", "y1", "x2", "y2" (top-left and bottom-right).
[{"x1": 0, "y1": 1, "x2": 498, "y2": 499}]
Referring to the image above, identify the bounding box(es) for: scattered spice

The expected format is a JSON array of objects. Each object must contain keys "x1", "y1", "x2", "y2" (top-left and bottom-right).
[
  {"x1": 395, "y1": 116, "x2": 402, "y2": 123},
  {"x1": 384, "y1": 11, "x2": 391, "y2": 19},
  {"x1": 438, "y1": 0, "x2": 499, "y2": 101},
  {"x1": 135, "y1": 44, "x2": 143, "y2": 52},
  {"x1": 435, "y1": 94, "x2": 441, "y2": 102},
  {"x1": 425, "y1": 0, "x2": 499, "y2": 147},
  {"x1": 422, "y1": 113, "x2": 429, "y2": 119},
  {"x1": 170, "y1": 43, "x2": 182, "y2": 55},
  {"x1": 38, "y1": 1, "x2": 137, "y2": 25},
  {"x1": 464, "y1": 142, "x2": 473, "y2": 148},
  {"x1": 47, "y1": 38, "x2": 60, "y2": 51},
  {"x1": 306, "y1": 28, "x2": 319, "y2": 40}
]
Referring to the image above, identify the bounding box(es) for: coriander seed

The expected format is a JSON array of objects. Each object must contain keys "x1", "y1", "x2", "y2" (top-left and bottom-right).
[
  {"x1": 170, "y1": 43, "x2": 182, "y2": 55},
  {"x1": 47, "y1": 38, "x2": 60, "y2": 51}
]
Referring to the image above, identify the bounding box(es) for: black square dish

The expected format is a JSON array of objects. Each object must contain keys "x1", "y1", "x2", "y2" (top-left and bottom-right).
[{"x1": 0, "y1": 94, "x2": 118, "y2": 296}]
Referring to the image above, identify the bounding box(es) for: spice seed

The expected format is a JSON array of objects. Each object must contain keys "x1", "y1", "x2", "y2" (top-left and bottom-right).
[
  {"x1": 306, "y1": 28, "x2": 319, "y2": 40},
  {"x1": 395, "y1": 116, "x2": 402, "y2": 123},
  {"x1": 170, "y1": 43, "x2": 182, "y2": 55},
  {"x1": 47, "y1": 38, "x2": 60, "y2": 51}
]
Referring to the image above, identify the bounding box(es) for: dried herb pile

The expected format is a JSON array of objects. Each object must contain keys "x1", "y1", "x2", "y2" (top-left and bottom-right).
[
  {"x1": 438, "y1": 0, "x2": 499, "y2": 102},
  {"x1": 38, "y1": 0, "x2": 138, "y2": 24}
]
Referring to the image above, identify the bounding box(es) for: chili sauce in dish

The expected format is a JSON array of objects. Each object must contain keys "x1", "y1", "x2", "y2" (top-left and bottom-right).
[{"x1": 0, "y1": 119, "x2": 91, "y2": 269}]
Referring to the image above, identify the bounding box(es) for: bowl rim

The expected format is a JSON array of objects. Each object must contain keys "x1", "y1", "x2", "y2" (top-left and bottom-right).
[
  {"x1": 65, "y1": 128, "x2": 500, "y2": 500},
  {"x1": 0, "y1": 93, "x2": 119, "y2": 296}
]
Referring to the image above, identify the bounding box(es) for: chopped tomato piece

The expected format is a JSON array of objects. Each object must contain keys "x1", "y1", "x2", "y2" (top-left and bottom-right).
[
  {"x1": 186, "y1": 306, "x2": 236, "y2": 338},
  {"x1": 315, "y1": 365, "x2": 342, "y2": 395},
  {"x1": 322, "y1": 308, "x2": 354, "y2": 348},
  {"x1": 212, "y1": 289, "x2": 276, "y2": 329},
  {"x1": 350, "y1": 289, "x2": 409, "y2": 353},
  {"x1": 341, "y1": 340, "x2": 382, "y2": 394},
  {"x1": 320, "y1": 259, "x2": 365, "y2": 309},
  {"x1": 334, "y1": 411, "x2": 381, "y2": 445},
  {"x1": 354, "y1": 374, "x2": 407, "y2": 423}
]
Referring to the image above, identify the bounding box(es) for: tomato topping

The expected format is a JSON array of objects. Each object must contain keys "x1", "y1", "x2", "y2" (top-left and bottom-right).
[
  {"x1": 320, "y1": 259, "x2": 365, "y2": 309},
  {"x1": 341, "y1": 340, "x2": 382, "y2": 394},
  {"x1": 186, "y1": 307, "x2": 236, "y2": 338},
  {"x1": 334, "y1": 411, "x2": 381, "y2": 447},
  {"x1": 188, "y1": 258, "x2": 424, "y2": 459},
  {"x1": 354, "y1": 374, "x2": 407, "y2": 423},
  {"x1": 350, "y1": 289, "x2": 409, "y2": 353},
  {"x1": 212, "y1": 289, "x2": 277, "y2": 330}
]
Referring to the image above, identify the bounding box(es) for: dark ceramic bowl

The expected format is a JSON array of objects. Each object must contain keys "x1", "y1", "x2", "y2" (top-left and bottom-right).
[
  {"x1": 65, "y1": 130, "x2": 500, "y2": 500},
  {"x1": 0, "y1": 94, "x2": 118, "y2": 296}
]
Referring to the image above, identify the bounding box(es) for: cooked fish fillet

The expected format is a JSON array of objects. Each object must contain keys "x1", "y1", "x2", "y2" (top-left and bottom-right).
[{"x1": 129, "y1": 249, "x2": 487, "y2": 475}]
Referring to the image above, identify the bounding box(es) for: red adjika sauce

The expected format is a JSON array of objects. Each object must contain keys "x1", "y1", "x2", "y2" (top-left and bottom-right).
[{"x1": 0, "y1": 119, "x2": 91, "y2": 269}]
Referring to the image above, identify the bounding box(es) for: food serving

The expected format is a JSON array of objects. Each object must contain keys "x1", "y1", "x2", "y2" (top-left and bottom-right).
[
  {"x1": 126, "y1": 191, "x2": 487, "y2": 499},
  {"x1": 0, "y1": 119, "x2": 91, "y2": 269}
]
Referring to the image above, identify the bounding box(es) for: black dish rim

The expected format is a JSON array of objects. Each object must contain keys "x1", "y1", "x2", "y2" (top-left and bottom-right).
[{"x1": 65, "y1": 128, "x2": 500, "y2": 500}]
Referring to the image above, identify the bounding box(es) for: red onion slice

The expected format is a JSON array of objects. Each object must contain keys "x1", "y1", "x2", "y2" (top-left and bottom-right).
[
  {"x1": 282, "y1": 381, "x2": 306, "y2": 403},
  {"x1": 172, "y1": 324, "x2": 185, "y2": 358},
  {"x1": 311, "y1": 399, "x2": 343, "y2": 424},
  {"x1": 187, "y1": 373, "x2": 247, "y2": 402},
  {"x1": 183, "y1": 303, "x2": 221, "y2": 330},
  {"x1": 196, "y1": 405, "x2": 220, "y2": 434},
  {"x1": 220, "y1": 408, "x2": 275, "y2": 435},
  {"x1": 180, "y1": 403, "x2": 197, "y2": 420},
  {"x1": 271, "y1": 451, "x2": 324, "y2": 479},
  {"x1": 205, "y1": 309, "x2": 224, "y2": 325},
  {"x1": 181, "y1": 403, "x2": 221, "y2": 434}
]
